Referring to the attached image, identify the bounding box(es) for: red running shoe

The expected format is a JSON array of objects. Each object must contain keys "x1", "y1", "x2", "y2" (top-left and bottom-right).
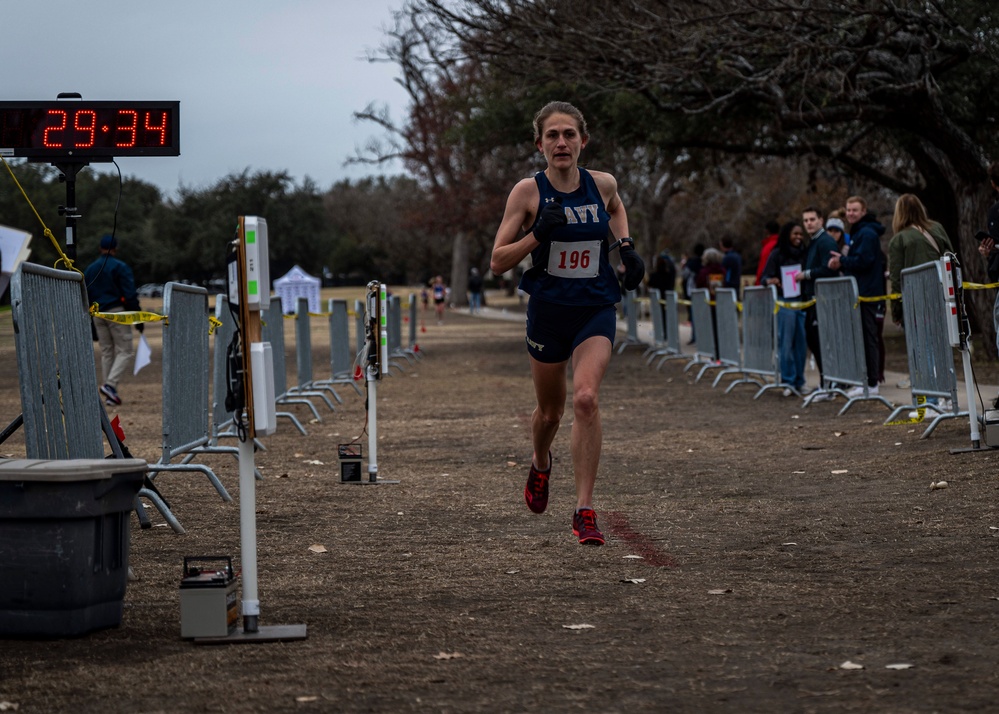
[
  {"x1": 572, "y1": 508, "x2": 605, "y2": 546},
  {"x1": 524, "y1": 451, "x2": 552, "y2": 514}
]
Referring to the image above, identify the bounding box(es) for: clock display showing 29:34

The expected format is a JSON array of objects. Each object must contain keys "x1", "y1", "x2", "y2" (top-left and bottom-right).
[{"x1": 0, "y1": 100, "x2": 180, "y2": 158}]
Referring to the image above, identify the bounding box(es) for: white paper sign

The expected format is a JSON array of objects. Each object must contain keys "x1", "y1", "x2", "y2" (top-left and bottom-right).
[
  {"x1": 781, "y1": 264, "x2": 802, "y2": 298},
  {"x1": 133, "y1": 333, "x2": 152, "y2": 375}
]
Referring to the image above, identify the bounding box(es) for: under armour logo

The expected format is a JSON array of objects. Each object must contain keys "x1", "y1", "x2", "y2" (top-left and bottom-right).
[{"x1": 544, "y1": 197, "x2": 557, "y2": 204}]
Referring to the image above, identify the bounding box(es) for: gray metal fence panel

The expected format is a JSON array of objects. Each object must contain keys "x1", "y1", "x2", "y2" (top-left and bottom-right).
[
  {"x1": 881, "y1": 260, "x2": 964, "y2": 436},
  {"x1": 161, "y1": 283, "x2": 211, "y2": 458},
  {"x1": 211, "y1": 295, "x2": 238, "y2": 433},
  {"x1": 900, "y1": 261, "x2": 957, "y2": 401},
  {"x1": 741, "y1": 285, "x2": 778, "y2": 379},
  {"x1": 294, "y1": 297, "x2": 314, "y2": 387},
  {"x1": 263, "y1": 295, "x2": 289, "y2": 396},
  {"x1": 687, "y1": 288, "x2": 716, "y2": 363},
  {"x1": 814, "y1": 276, "x2": 866, "y2": 389},
  {"x1": 714, "y1": 288, "x2": 740, "y2": 367},
  {"x1": 12, "y1": 263, "x2": 104, "y2": 460},
  {"x1": 328, "y1": 298, "x2": 352, "y2": 378}
]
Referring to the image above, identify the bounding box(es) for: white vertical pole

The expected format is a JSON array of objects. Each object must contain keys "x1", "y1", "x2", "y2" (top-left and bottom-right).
[
  {"x1": 367, "y1": 366, "x2": 378, "y2": 481},
  {"x1": 238, "y1": 436, "x2": 260, "y2": 631}
]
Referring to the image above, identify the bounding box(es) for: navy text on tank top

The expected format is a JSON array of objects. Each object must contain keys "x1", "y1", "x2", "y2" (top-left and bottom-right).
[{"x1": 518, "y1": 168, "x2": 621, "y2": 306}]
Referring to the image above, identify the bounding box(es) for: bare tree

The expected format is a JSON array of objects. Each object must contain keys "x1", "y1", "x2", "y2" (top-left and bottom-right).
[{"x1": 416, "y1": 0, "x2": 999, "y2": 351}]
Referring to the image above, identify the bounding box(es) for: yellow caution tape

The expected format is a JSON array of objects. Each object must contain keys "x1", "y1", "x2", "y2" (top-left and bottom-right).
[
  {"x1": 1, "y1": 156, "x2": 79, "y2": 273},
  {"x1": 90, "y1": 304, "x2": 167, "y2": 327},
  {"x1": 885, "y1": 394, "x2": 927, "y2": 426}
]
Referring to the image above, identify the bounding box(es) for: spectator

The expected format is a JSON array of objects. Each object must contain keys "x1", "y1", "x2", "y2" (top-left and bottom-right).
[
  {"x1": 825, "y1": 217, "x2": 847, "y2": 253},
  {"x1": 755, "y1": 220, "x2": 780, "y2": 285},
  {"x1": 798, "y1": 206, "x2": 839, "y2": 393},
  {"x1": 696, "y1": 247, "x2": 726, "y2": 359},
  {"x1": 762, "y1": 222, "x2": 809, "y2": 395},
  {"x1": 468, "y1": 267, "x2": 484, "y2": 314},
  {"x1": 720, "y1": 235, "x2": 743, "y2": 298},
  {"x1": 828, "y1": 196, "x2": 886, "y2": 397},
  {"x1": 976, "y1": 161, "x2": 999, "y2": 406},
  {"x1": 647, "y1": 248, "x2": 677, "y2": 328},
  {"x1": 681, "y1": 243, "x2": 705, "y2": 344},
  {"x1": 83, "y1": 234, "x2": 142, "y2": 406}
]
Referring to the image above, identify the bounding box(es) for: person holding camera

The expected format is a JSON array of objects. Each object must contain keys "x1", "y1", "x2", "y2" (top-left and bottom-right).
[
  {"x1": 489, "y1": 101, "x2": 644, "y2": 546},
  {"x1": 84, "y1": 234, "x2": 143, "y2": 406}
]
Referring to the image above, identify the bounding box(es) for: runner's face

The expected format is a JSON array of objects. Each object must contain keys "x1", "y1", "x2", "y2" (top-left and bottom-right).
[
  {"x1": 802, "y1": 211, "x2": 822, "y2": 235},
  {"x1": 537, "y1": 113, "x2": 585, "y2": 168},
  {"x1": 790, "y1": 226, "x2": 804, "y2": 246}
]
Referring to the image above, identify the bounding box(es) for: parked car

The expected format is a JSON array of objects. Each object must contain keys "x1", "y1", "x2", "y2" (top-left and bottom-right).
[{"x1": 137, "y1": 283, "x2": 164, "y2": 298}]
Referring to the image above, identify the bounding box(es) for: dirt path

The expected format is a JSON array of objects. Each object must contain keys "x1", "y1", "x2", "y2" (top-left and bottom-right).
[{"x1": 2, "y1": 304, "x2": 999, "y2": 713}]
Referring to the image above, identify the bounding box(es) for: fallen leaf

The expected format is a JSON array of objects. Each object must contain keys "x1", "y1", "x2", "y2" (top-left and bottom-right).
[
  {"x1": 885, "y1": 663, "x2": 914, "y2": 670},
  {"x1": 153, "y1": 523, "x2": 168, "y2": 528},
  {"x1": 791, "y1": 415, "x2": 799, "y2": 420},
  {"x1": 623, "y1": 555, "x2": 643, "y2": 559},
  {"x1": 506, "y1": 461, "x2": 518, "y2": 467},
  {"x1": 930, "y1": 481, "x2": 949, "y2": 490},
  {"x1": 621, "y1": 578, "x2": 646, "y2": 584},
  {"x1": 831, "y1": 469, "x2": 849, "y2": 475},
  {"x1": 834, "y1": 431, "x2": 844, "y2": 437},
  {"x1": 303, "y1": 459, "x2": 324, "y2": 465},
  {"x1": 894, "y1": 442, "x2": 902, "y2": 446},
  {"x1": 433, "y1": 652, "x2": 464, "y2": 660},
  {"x1": 562, "y1": 624, "x2": 595, "y2": 630},
  {"x1": 792, "y1": 470, "x2": 806, "y2": 474},
  {"x1": 708, "y1": 589, "x2": 732, "y2": 595},
  {"x1": 295, "y1": 696, "x2": 319, "y2": 703},
  {"x1": 840, "y1": 661, "x2": 864, "y2": 670},
  {"x1": 506, "y1": 570, "x2": 519, "y2": 575},
  {"x1": 0, "y1": 702, "x2": 19, "y2": 712},
  {"x1": 308, "y1": 544, "x2": 328, "y2": 554},
  {"x1": 781, "y1": 542, "x2": 797, "y2": 546}
]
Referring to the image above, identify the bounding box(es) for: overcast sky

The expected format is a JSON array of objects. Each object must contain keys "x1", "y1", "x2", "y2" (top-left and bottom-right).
[{"x1": 4, "y1": 0, "x2": 408, "y2": 197}]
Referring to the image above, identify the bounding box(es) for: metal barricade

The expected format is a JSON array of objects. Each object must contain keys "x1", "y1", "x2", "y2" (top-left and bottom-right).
[
  {"x1": 683, "y1": 289, "x2": 720, "y2": 380},
  {"x1": 616, "y1": 290, "x2": 647, "y2": 353},
  {"x1": 260, "y1": 295, "x2": 322, "y2": 424},
  {"x1": 386, "y1": 294, "x2": 408, "y2": 372},
  {"x1": 318, "y1": 297, "x2": 362, "y2": 397},
  {"x1": 407, "y1": 293, "x2": 422, "y2": 358},
  {"x1": 644, "y1": 288, "x2": 667, "y2": 364},
  {"x1": 808, "y1": 276, "x2": 892, "y2": 413},
  {"x1": 289, "y1": 297, "x2": 338, "y2": 409},
  {"x1": 883, "y1": 260, "x2": 964, "y2": 437},
  {"x1": 739, "y1": 285, "x2": 780, "y2": 398},
  {"x1": 149, "y1": 283, "x2": 234, "y2": 532},
  {"x1": 653, "y1": 291, "x2": 688, "y2": 370},
  {"x1": 711, "y1": 288, "x2": 756, "y2": 390}
]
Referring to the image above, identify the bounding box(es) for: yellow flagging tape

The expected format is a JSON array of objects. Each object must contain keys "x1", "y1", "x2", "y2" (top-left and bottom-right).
[
  {"x1": 90, "y1": 305, "x2": 167, "y2": 327},
  {"x1": 885, "y1": 394, "x2": 927, "y2": 426},
  {"x1": 208, "y1": 316, "x2": 222, "y2": 335},
  {"x1": 1, "y1": 156, "x2": 79, "y2": 273}
]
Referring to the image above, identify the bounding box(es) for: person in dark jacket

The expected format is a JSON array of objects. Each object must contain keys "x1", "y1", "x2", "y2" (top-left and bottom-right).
[
  {"x1": 977, "y1": 161, "x2": 999, "y2": 406},
  {"x1": 83, "y1": 234, "x2": 142, "y2": 406},
  {"x1": 828, "y1": 196, "x2": 886, "y2": 396},
  {"x1": 798, "y1": 206, "x2": 839, "y2": 390}
]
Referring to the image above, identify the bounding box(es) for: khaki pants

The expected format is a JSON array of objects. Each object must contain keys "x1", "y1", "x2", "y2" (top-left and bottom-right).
[{"x1": 95, "y1": 308, "x2": 134, "y2": 389}]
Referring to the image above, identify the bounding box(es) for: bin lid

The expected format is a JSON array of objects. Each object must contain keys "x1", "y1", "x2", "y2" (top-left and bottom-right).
[{"x1": 0, "y1": 458, "x2": 148, "y2": 482}]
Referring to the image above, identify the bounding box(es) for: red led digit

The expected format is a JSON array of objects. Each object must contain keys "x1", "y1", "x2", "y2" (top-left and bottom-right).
[
  {"x1": 116, "y1": 110, "x2": 138, "y2": 147},
  {"x1": 144, "y1": 111, "x2": 168, "y2": 146},
  {"x1": 74, "y1": 110, "x2": 97, "y2": 148},
  {"x1": 43, "y1": 110, "x2": 67, "y2": 148}
]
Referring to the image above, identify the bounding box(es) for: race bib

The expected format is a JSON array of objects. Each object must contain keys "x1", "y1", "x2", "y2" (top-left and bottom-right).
[{"x1": 547, "y1": 240, "x2": 600, "y2": 279}]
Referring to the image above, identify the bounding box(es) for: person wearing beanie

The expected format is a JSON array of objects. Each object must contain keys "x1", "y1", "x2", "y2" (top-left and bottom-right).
[{"x1": 83, "y1": 234, "x2": 142, "y2": 406}]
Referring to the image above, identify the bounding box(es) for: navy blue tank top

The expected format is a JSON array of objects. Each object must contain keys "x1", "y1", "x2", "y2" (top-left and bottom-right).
[{"x1": 518, "y1": 168, "x2": 621, "y2": 306}]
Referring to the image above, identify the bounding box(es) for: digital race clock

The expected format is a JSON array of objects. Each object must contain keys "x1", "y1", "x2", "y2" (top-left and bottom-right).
[{"x1": 0, "y1": 100, "x2": 180, "y2": 159}]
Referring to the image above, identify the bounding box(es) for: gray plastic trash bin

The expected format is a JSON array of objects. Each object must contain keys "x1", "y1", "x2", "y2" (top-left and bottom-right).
[{"x1": 0, "y1": 457, "x2": 146, "y2": 637}]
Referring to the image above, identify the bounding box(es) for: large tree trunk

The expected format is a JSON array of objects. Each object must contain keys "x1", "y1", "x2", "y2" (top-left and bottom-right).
[
  {"x1": 450, "y1": 231, "x2": 469, "y2": 308},
  {"x1": 954, "y1": 189, "x2": 997, "y2": 358}
]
